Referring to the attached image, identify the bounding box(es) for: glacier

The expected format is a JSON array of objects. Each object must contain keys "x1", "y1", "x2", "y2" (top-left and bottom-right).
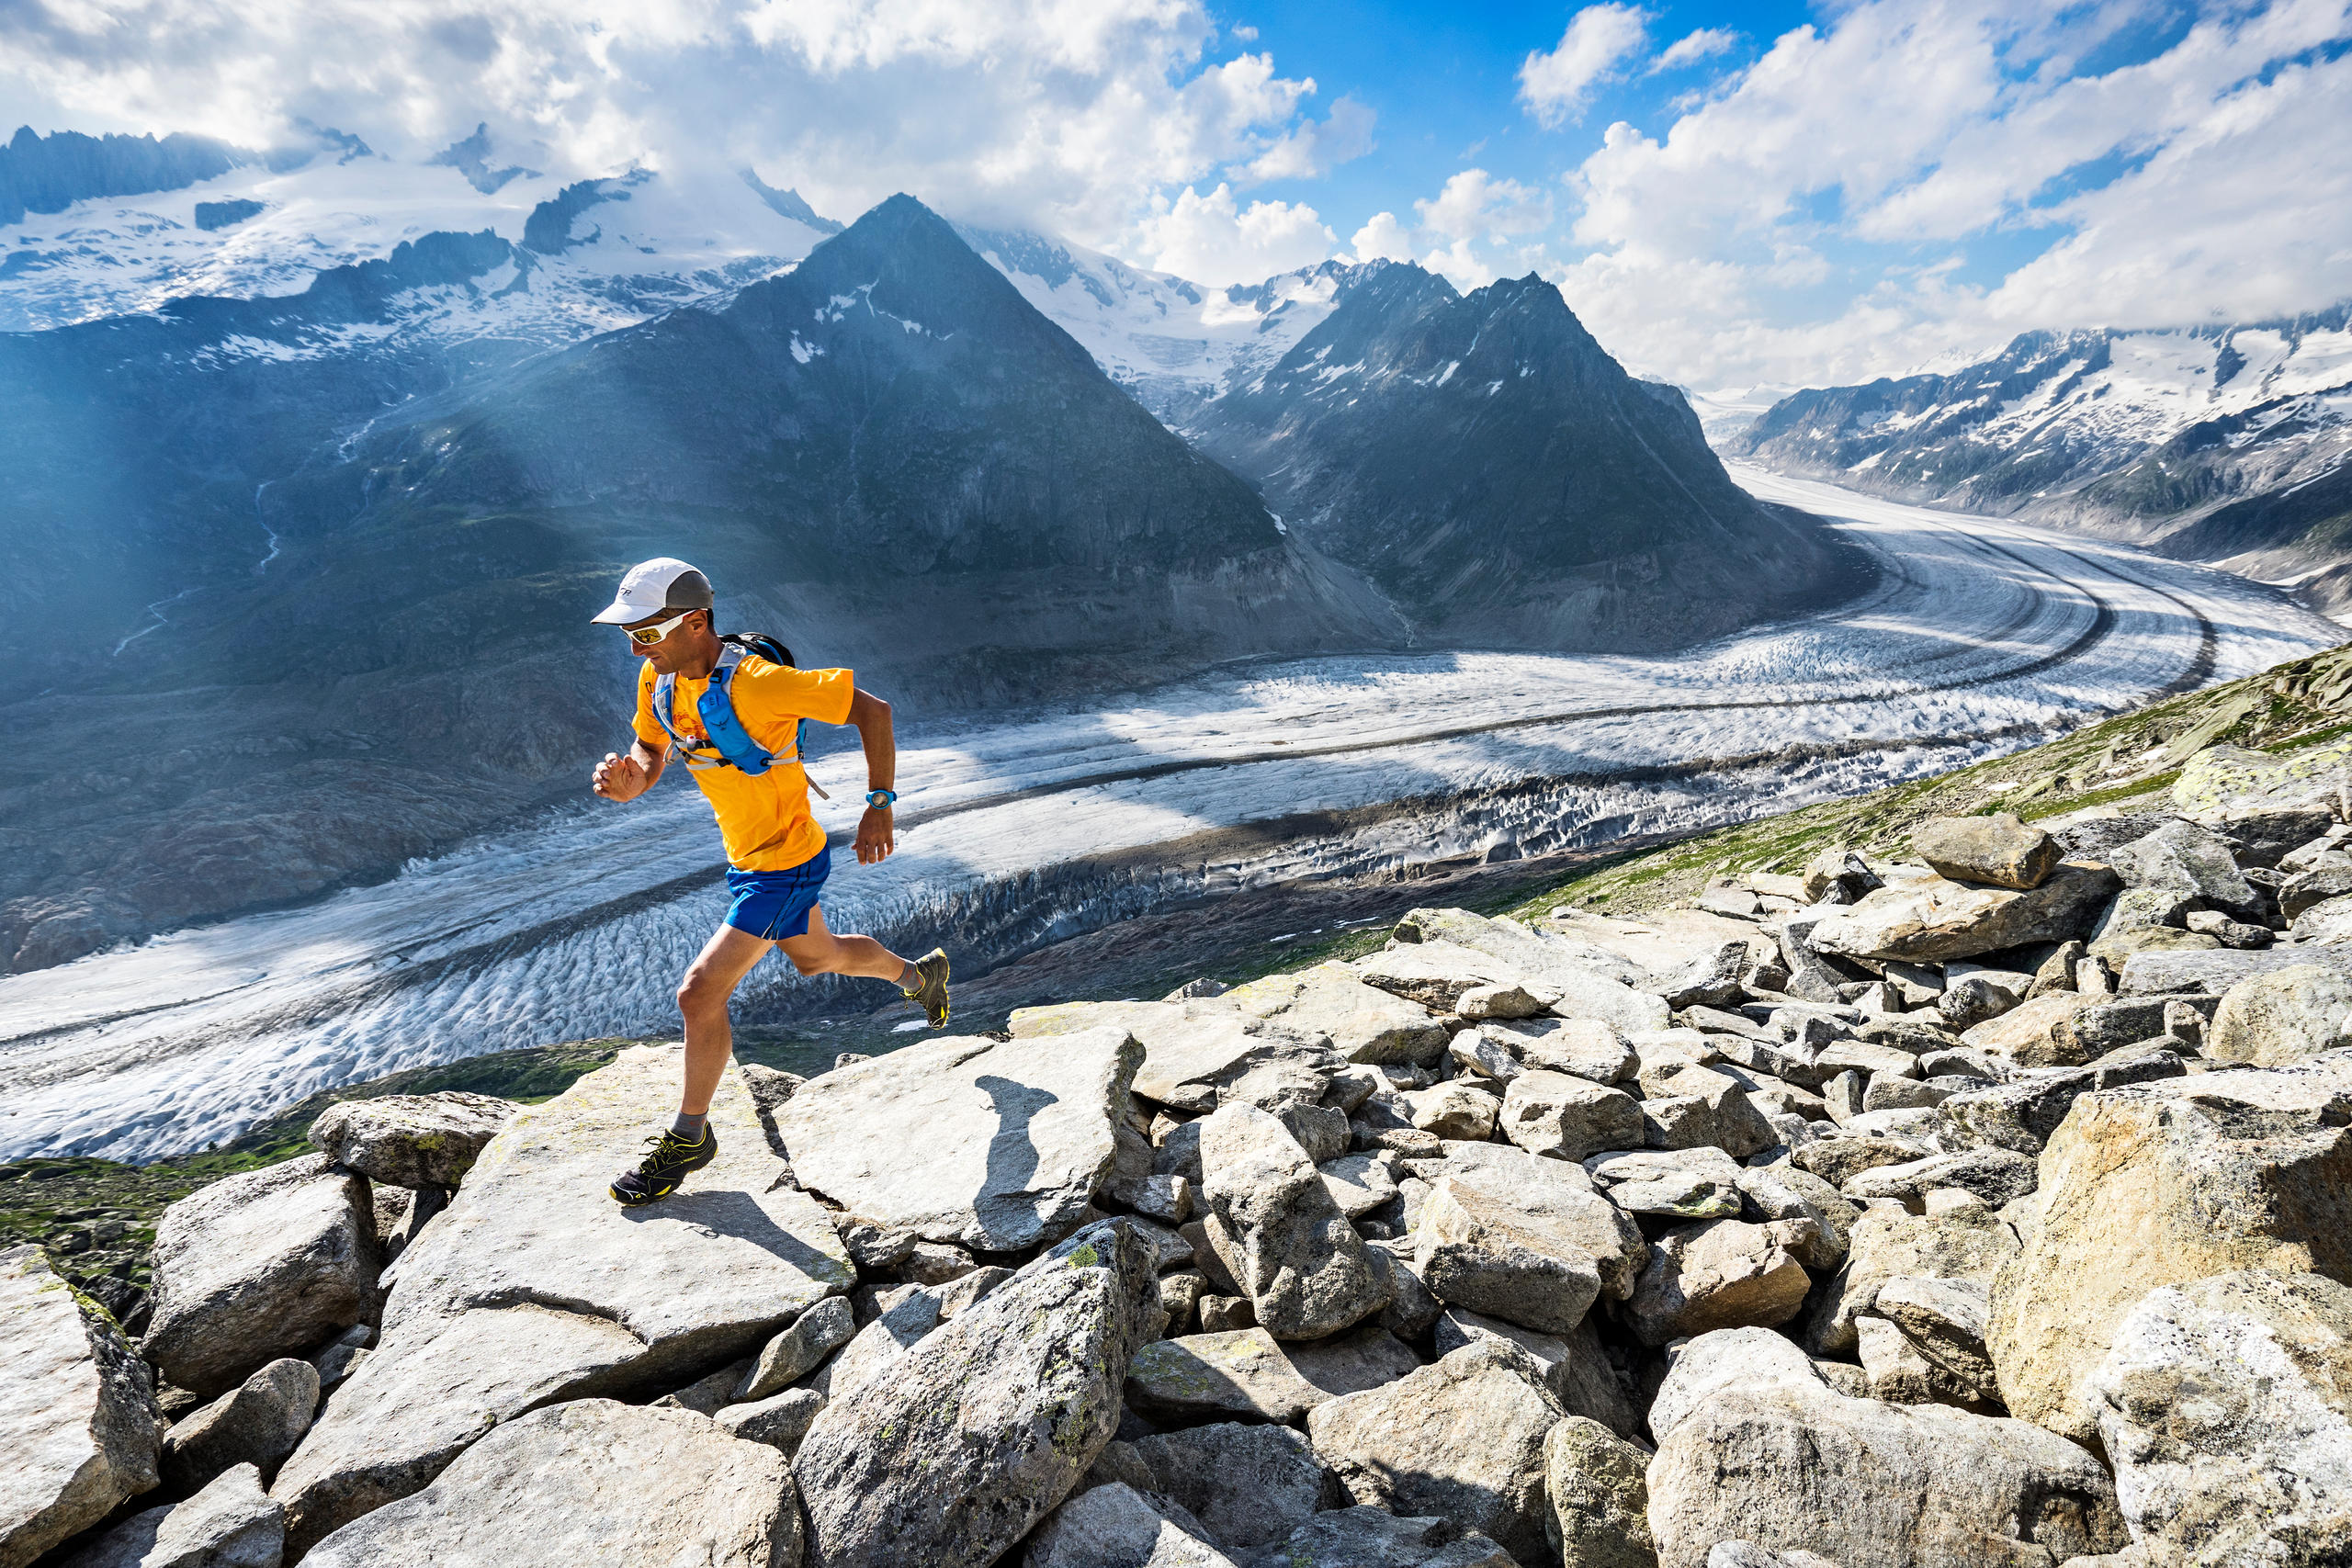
[{"x1": 0, "y1": 468, "x2": 2336, "y2": 1162}]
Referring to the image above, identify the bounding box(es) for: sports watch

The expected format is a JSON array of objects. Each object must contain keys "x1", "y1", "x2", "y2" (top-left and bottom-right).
[{"x1": 865, "y1": 789, "x2": 898, "y2": 810}]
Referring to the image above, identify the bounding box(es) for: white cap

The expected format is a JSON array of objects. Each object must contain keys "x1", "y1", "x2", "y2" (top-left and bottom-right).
[{"x1": 591, "y1": 558, "x2": 714, "y2": 624}]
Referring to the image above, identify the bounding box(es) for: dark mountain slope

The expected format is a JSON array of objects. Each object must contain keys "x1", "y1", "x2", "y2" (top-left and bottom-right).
[
  {"x1": 1188, "y1": 263, "x2": 1862, "y2": 649},
  {"x1": 0, "y1": 196, "x2": 1396, "y2": 972}
]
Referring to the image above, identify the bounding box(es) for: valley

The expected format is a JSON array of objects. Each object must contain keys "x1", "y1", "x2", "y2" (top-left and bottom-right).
[{"x1": 0, "y1": 468, "x2": 2330, "y2": 1164}]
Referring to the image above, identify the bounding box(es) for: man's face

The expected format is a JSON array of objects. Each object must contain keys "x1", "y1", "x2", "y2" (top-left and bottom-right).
[{"x1": 623, "y1": 608, "x2": 707, "y2": 674}]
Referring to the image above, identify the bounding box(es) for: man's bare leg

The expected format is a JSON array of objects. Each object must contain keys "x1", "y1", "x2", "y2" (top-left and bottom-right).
[{"x1": 675, "y1": 922, "x2": 777, "y2": 1115}]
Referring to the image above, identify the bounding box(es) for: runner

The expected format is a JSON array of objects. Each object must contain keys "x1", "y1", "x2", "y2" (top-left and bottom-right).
[{"x1": 586, "y1": 557, "x2": 949, "y2": 1206}]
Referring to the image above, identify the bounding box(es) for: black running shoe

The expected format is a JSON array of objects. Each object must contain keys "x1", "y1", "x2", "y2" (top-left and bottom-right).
[
  {"x1": 610, "y1": 1125, "x2": 718, "y2": 1207},
  {"x1": 903, "y1": 947, "x2": 951, "y2": 1029}
]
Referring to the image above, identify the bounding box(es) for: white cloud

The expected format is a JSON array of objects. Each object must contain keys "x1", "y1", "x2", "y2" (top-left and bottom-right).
[
  {"x1": 1347, "y1": 210, "x2": 1415, "y2": 263},
  {"x1": 1652, "y1": 27, "x2": 1737, "y2": 72},
  {"x1": 1134, "y1": 181, "x2": 1335, "y2": 283},
  {"x1": 1336, "y1": 170, "x2": 1555, "y2": 292},
  {"x1": 1554, "y1": 0, "x2": 2352, "y2": 391},
  {"x1": 1519, "y1": 4, "x2": 1651, "y2": 129},
  {"x1": 0, "y1": 0, "x2": 1363, "y2": 261}
]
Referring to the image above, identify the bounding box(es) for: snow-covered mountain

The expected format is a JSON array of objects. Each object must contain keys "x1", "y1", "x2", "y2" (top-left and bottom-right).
[
  {"x1": 1734, "y1": 310, "x2": 2352, "y2": 605},
  {"x1": 1, "y1": 122, "x2": 832, "y2": 343},
  {"x1": 954, "y1": 223, "x2": 1362, "y2": 423}
]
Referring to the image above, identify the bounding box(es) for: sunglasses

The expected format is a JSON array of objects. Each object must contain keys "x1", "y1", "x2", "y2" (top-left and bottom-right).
[{"x1": 624, "y1": 609, "x2": 697, "y2": 647}]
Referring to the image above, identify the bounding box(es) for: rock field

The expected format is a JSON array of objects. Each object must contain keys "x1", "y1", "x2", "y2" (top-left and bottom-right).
[{"x1": 7, "y1": 733, "x2": 2352, "y2": 1567}]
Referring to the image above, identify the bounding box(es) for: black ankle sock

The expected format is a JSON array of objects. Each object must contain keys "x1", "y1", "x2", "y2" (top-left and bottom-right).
[{"x1": 671, "y1": 1111, "x2": 707, "y2": 1142}]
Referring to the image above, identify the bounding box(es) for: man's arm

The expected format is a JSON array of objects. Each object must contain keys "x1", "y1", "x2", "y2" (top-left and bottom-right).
[
  {"x1": 592, "y1": 738, "x2": 666, "y2": 803},
  {"x1": 846, "y1": 687, "x2": 896, "y2": 864}
]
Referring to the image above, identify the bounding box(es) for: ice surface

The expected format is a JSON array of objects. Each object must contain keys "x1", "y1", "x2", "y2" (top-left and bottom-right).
[{"x1": 0, "y1": 472, "x2": 2335, "y2": 1164}]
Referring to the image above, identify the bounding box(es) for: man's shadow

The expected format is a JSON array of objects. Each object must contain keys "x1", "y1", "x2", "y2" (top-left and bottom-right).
[{"x1": 975, "y1": 1073, "x2": 1057, "y2": 1229}]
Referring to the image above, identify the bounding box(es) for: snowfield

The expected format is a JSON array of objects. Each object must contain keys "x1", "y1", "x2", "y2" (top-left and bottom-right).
[{"x1": 1, "y1": 468, "x2": 2335, "y2": 1160}]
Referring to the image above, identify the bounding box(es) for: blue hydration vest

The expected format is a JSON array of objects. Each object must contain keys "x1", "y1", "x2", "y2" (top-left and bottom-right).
[{"x1": 649, "y1": 634, "x2": 826, "y2": 795}]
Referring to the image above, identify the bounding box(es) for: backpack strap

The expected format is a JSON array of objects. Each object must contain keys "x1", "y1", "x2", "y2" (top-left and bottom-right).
[{"x1": 649, "y1": 671, "x2": 723, "y2": 771}]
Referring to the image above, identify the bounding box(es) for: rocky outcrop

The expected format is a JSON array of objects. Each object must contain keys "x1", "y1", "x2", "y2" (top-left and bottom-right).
[
  {"x1": 1987, "y1": 1052, "x2": 2352, "y2": 1442},
  {"x1": 301, "y1": 1400, "x2": 797, "y2": 1567},
  {"x1": 307, "y1": 1092, "x2": 518, "y2": 1190},
  {"x1": 775, "y1": 1028, "x2": 1143, "y2": 1251},
  {"x1": 272, "y1": 1049, "x2": 853, "y2": 1553},
  {"x1": 2, "y1": 1246, "x2": 163, "y2": 1568},
  {"x1": 51, "y1": 1463, "x2": 281, "y2": 1568},
  {"x1": 141, "y1": 1155, "x2": 379, "y2": 1398},
  {"x1": 794, "y1": 1222, "x2": 1158, "y2": 1568}
]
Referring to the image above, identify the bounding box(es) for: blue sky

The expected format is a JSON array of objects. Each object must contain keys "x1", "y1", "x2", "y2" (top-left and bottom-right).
[{"x1": 4, "y1": 0, "x2": 2347, "y2": 391}]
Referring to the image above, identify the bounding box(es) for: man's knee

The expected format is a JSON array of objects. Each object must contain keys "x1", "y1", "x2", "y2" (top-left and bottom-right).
[{"x1": 677, "y1": 969, "x2": 731, "y2": 1017}]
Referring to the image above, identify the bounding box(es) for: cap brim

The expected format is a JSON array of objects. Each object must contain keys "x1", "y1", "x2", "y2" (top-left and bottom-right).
[{"x1": 590, "y1": 596, "x2": 665, "y2": 626}]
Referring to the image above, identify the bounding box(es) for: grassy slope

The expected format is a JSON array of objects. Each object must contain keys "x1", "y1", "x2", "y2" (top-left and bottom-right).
[{"x1": 11, "y1": 640, "x2": 2348, "y2": 1314}]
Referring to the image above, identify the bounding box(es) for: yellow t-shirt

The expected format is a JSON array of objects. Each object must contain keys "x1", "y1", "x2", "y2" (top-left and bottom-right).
[{"x1": 635, "y1": 656, "x2": 855, "y2": 871}]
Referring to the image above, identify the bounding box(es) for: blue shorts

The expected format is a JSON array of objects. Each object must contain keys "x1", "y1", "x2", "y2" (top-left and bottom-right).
[{"x1": 723, "y1": 850, "x2": 831, "y2": 942}]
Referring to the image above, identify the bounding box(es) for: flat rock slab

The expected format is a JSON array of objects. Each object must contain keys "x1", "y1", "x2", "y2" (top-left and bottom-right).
[
  {"x1": 2, "y1": 1245, "x2": 162, "y2": 1568},
  {"x1": 301, "y1": 1400, "x2": 795, "y2": 1568},
  {"x1": 1809, "y1": 863, "x2": 2118, "y2": 964},
  {"x1": 2120, "y1": 946, "x2": 2352, "y2": 995},
  {"x1": 53, "y1": 1462, "x2": 281, "y2": 1568},
  {"x1": 776, "y1": 1027, "x2": 1141, "y2": 1249},
  {"x1": 273, "y1": 1048, "x2": 853, "y2": 1553},
  {"x1": 142, "y1": 1152, "x2": 379, "y2": 1398},
  {"x1": 795, "y1": 1223, "x2": 1158, "y2": 1568},
  {"x1": 1224, "y1": 964, "x2": 1450, "y2": 1066},
  {"x1": 1646, "y1": 1376, "x2": 2124, "y2": 1568},
  {"x1": 307, "y1": 1091, "x2": 517, "y2": 1190},
  {"x1": 1125, "y1": 1327, "x2": 1419, "y2": 1426},
  {"x1": 1307, "y1": 1340, "x2": 1566, "y2": 1566}
]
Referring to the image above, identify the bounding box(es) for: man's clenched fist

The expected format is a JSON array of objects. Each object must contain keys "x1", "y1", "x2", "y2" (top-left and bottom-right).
[{"x1": 592, "y1": 750, "x2": 648, "y2": 802}]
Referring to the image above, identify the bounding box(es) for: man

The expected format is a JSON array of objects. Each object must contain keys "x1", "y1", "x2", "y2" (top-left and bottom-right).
[{"x1": 587, "y1": 557, "x2": 949, "y2": 1206}]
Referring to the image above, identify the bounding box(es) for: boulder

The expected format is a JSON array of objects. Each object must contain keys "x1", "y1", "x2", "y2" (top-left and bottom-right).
[
  {"x1": 1395, "y1": 909, "x2": 1660, "y2": 1021},
  {"x1": 1543, "y1": 1416, "x2": 1654, "y2": 1568},
  {"x1": 2109, "y1": 819, "x2": 2263, "y2": 921},
  {"x1": 1499, "y1": 1072, "x2": 1643, "y2": 1163},
  {"x1": 1243, "y1": 1507, "x2": 1518, "y2": 1568},
  {"x1": 1874, "y1": 1276, "x2": 1997, "y2": 1404},
  {"x1": 1367, "y1": 1241, "x2": 1444, "y2": 1340},
  {"x1": 1787, "y1": 1134, "x2": 1933, "y2": 1188},
  {"x1": 1409, "y1": 1081, "x2": 1501, "y2": 1142},
  {"x1": 1583, "y1": 1147, "x2": 1743, "y2": 1221},
  {"x1": 273, "y1": 1049, "x2": 854, "y2": 1554},
  {"x1": 2052, "y1": 994, "x2": 2217, "y2": 1057},
  {"x1": 1646, "y1": 1326, "x2": 1828, "y2": 1443},
  {"x1": 2173, "y1": 739, "x2": 2352, "y2": 816},
  {"x1": 2281, "y1": 862, "x2": 2352, "y2": 921},
  {"x1": 1959, "y1": 992, "x2": 2096, "y2": 1067},
  {"x1": 1498, "y1": 1018, "x2": 1637, "y2": 1083},
  {"x1": 1198, "y1": 1104, "x2": 1388, "y2": 1339},
  {"x1": 1451, "y1": 1028, "x2": 1527, "y2": 1082},
  {"x1": 1935, "y1": 1053, "x2": 2186, "y2": 1154},
  {"x1": 1023, "y1": 1483, "x2": 1235, "y2": 1568},
  {"x1": 300, "y1": 1400, "x2": 795, "y2": 1568},
  {"x1": 2206, "y1": 964, "x2": 2352, "y2": 1065},
  {"x1": 1431, "y1": 1307, "x2": 1639, "y2": 1438},
  {"x1": 716, "y1": 1385, "x2": 826, "y2": 1454},
  {"x1": 1654, "y1": 940, "x2": 1748, "y2": 1010},
  {"x1": 1459, "y1": 983, "x2": 1546, "y2": 1021},
  {"x1": 1123, "y1": 1325, "x2": 1419, "y2": 1427},
  {"x1": 1358, "y1": 942, "x2": 1535, "y2": 1011},
  {"x1": 1777, "y1": 908, "x2": 1864, "y2": 1004},
  {"x1": 159, "y1": 1358, "x2": 316, "y2": 1493},
  {"x1": 306, "y1": 1093, "x2": 517, "y2": 1190},
  {"x1": 1317, "y1": 1153, "x2": 1400, "y2": 1219},
  {"x1": 2296, "y1": 892, "x2": 2352, "y2": 943},
  {"x1": 51, "y1": 1463, "x2": 281, "y2": 1568},
  {"x1": 1987, "y1": 1052, "x2": 2352, "y2": 1443},
  {"x1": 1223, "y1": 964, "x2": 1450, "y2": 1066},
  {"x1": 794, "y1": 1222, "x2": 1157, "y2": 1568},
  {"x1": 1307, "y1": 1340, "x2": 1566, "y2": 1565},
  {"x1": 1645, "y1": 1375, "x2": 2124, "y2": 1568},
  {"x1": 1733, "y1": 1166, "x2": 1856, "y2": 1271},
  {"x1": 1854, "y1": 1314, "x2": 1992, "y2": 1410},
  {"x1": 2089, "y1": 1269, "x2": 2352, "y2": 1565},
  {"x1": 142, "y1": 1154, "x2": 379, "y2": 1398},
  {"x1": 1627, "y1": 1219, "x2": 1815, "y2": 1347},
  {"x1": 775, "y1": 1027, "x2": 1143, "y2": 1250},
  {"x1": 1807, "y1": 1200, "x2": 2018, "y2": 1358},
  {"x1": 1912, "y1": 814, "x2": 2061, "y2": 890},
  {"x1": 2120, "y1": 945, "x2": 2352, "y2": 995},
  {"x1": 1, "y1": 1246, "x2": 162, "y2": 1568},
  {"x1": 1413, "y1": 1166, "x2": 1646, "y2": 1336},
  {"x1": 1119, "y1": 1423, "x2": 1340, "y2": 1556},
  {"x1": 739, "y1": 1294, "x2": 858, "y2": 1401},
  {"x1": 1640, "y1": 1080, "x2": 1775, "y2": 1158},
  {"x1": 809, "y1": 1285, "x2": 941, "y2": 1399},
  {"x1": 1808, "y1": 863, "x2": 2120, "y2": 964},
  {"x1": 1840, "y1": 1147, "x2": 2037, "y2": 1210}
]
